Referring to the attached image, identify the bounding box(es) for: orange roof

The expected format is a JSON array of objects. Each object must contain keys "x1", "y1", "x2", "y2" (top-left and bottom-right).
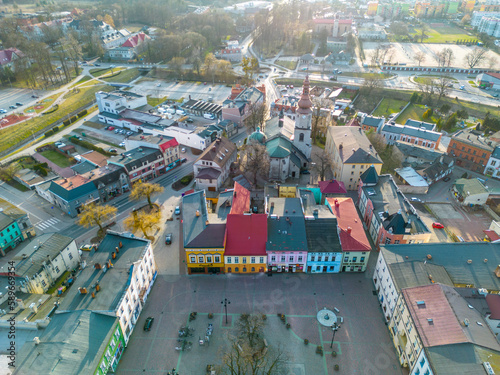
[
  {"x1": 229, "y1": 182, "x2": 251, "y2": 214},
  {"x1": 55, "y1": 175, "x2": 91, "y2": 190},
  {"x1": 122, "y1": 32, "x2": 149, "y2": 48},
  {"x1": 402, "y1": 284, "x2": 466, "y2": 347},
  {"x1": 326, "y1": 197, "x2": 370, "y2": 252},
  {"x1": 80, "y1": 151, "x2": 108, "y2": 167}
]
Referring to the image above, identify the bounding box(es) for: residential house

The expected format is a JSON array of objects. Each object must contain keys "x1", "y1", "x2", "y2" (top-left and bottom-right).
[
  {"x1": 394, "y1": 142, "x2": 444, "y2": 167},
  {"x1": 452, "y1": 178, "x2": 490, "y2": 206},
  {"x1": 373, "y1": 249, "x2": 453, "y2": 322},
  {"x1": 318, "y1": 179, "x2": 347, "y2": 204},
  {"x1": 13, "y1": 233, "x2": 80, "y2": 294},
  {"x1": 48, "y1": 175, "x2": 99, "y2": 217},
  {"x1": 216, "y1": 40, "x2": 242, "y2": 62},
  {"x1": 222, "y1": 86, "x2": 265, "y2": 125},
  {"x1": 107, "y1": 146, "x2": 165, "y2": 186},
  {"x1": 80, "y1": 164, "x2": 130, "y2": 202},
  {"x1": 108, "y1": 47, "x2": 135, "y2": 60},
  {"x1": 117, "y1": 32, "x2": 150, "y2": 58},
  {"x1": 404, "y1": 119, "x2": 436, "y2": 132},
  {"x1": 326, "y1": 197, "x2": 371, "y2": 272},
  {"x1": 57, "y1": 231, "x2": 157, "y2": 344},
  {"x1": 218, "y1": 119, "x2": 238, "y2": 138},
  {"x1": 125, "y1": 134, "x2": 180, "y2": 173},
  {"x1": 389, "y1": 284, "x2": 500, "y2": 374},
  {"x1": 301, "y1": 190, "x2": 343, "y2": 273},
  {"x1": 224, "y1": 213, "x2": 267, "y2": 273},
  {"x1": 265, "y1": 198, "x2": 308, "y2": 273},
  {"x1": 14, "y1": 310, "x2": 125, "y2": 375},
  {"x1": 360, "y1": 115, "x2": 384, "y2": 132},
  {"x1": 325, "y1": 126, "x2": 383, "y2": 190},
  {"x1": 447, "y1": 129, "x2": 495, "y2": 172},
  {"x1": 485, "y1": 146, "x2": 500, "y2": 178},
  {"x1": 380, "y1": 123, "x2": 442, "y2": 150},
  {"x1": 182, "y1": 191, "x2": 226, "y2": 274},
  {"x1": 79, "y1": 150, "x2": 109, "y2": 168},
  {"x1": 14, "y1": 168, "x2": 57, "y2": 190},
  {"x1": 358, "y1": 168, "x2": 431, "y2": 246},
  {"x1": 215, "y1": 181, "x2": 251, "y2": 221},
  {"x1": 193, "y1": 137, "x2": 237, "y2": 192},
  {"x1": 0, "y1": 198, "x2": 35, "y2": 255},
  {"x1": 0, "y1": 48, "x2": 26, "y2": 72},
  {"x1": 417, "y1": 154, "x2": 454, "y2": 185}
]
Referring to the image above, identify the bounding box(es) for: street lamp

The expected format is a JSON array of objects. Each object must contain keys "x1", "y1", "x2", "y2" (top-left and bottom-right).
[
  {"x1": 221, "y1": 298, "x2": 231, "y2": 324},
  {"x1": 330, "y1": 322, "x2": 341, "y2": 348}
]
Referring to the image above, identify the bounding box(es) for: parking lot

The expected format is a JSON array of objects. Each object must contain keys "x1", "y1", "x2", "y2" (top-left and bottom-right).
[
  {"x1": 130, "y1": 80, "x2": 232, "y2": 103},
  {"x1": 0, "y1": 87, "x2": 48, "y2": 114},
  {"x1": 117, "y1": 261, "x2": 407, "y2": 375}
]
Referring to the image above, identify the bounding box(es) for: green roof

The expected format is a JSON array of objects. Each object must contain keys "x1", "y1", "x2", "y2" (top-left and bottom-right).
[
  {"x1": 266, "y1": 136, "x2": 292, "y2": 158},
  {"x1": 454, "y1": 178, "x2": 488, "y2": 196},
  {"x1": 15, "y1": 310, "x2": 118, "y2": 375}
]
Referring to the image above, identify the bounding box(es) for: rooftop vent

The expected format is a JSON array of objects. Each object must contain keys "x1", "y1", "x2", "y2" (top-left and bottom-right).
[
  {"x1": 427, "y1": 318, "x2": 433, "y2": 324},
  {"x1": 416, "y1": 300, "x2": 426, "y2": 306}
]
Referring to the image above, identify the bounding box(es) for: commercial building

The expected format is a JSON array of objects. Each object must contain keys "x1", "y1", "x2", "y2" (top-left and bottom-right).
[
  {"x1": 265, "y1": 198, "x2": 308, "y2": 273},
  {"x1": 358, "y1": 168, "x2": 431, "y2": 246},
  {"x1": 447, "y1": 129, "x2": 495, "y2": 173},
  {"x1": 58, "y1": 231, "x2": 157, "y2": 344},
  {"x1": 0, "y1": 198, "x2": 35, "y2": 256},
  {"x1": 125, "y1": 134, "x2": 180, "y2": 173},
  {"x1": 485, "y1": 146, "x2": 500, "y2": 178},
  {"x1": 224, "y1": 213, "x2": 268, "y2": 273},
  {"x1": 96, "y1": 90, "x2": 147, "y2": 115},
  {"x1": 48, "y1": 175, "x2": 99, "y2": 217},
  {"x1": 452, "y1": 178, "x2": 490, "y2": 206},
  {"x1": 14, "y1": 310, "x2": 125, "y2": 375},
  {"x1": 325, "y1": 126, "x2": 382, "y2": 190},
  {"x1": 476, "y1": 72, "x2": 500, "y2": 90},
  {"x1": 182, "y1": 191, "x2": 226, "y2": 274}
]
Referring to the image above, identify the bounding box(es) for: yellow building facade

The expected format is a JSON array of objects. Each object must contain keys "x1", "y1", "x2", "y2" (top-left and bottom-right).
[
  {"x1": 224, "y1": 255, "x2": 267, "y2": 274},
  {"x1": 186, "y1": 248, "x2": 225, "y2": 274}
]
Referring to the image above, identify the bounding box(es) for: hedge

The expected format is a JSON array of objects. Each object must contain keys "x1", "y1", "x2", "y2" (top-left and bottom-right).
[
  {"x1": 44, "y1": 130, "x2": 54, "y2": 137},
  {"x1": 53, "y1": 126, "x2": 59, "y2": 132},
  {"x1": 42, "y1": 104, "x2": 59, "y2": 115},
  {"x1": 77, "y1": 109, "x2": 87, "y2": 118},
  {"x1": 63, "y1": 120, "x2": 70, "y2": 126},
  {"x1": 180, "y1": 174, "x2": 193, "y2": 185},
  {"x1": 70, "y1": 116, "x2": 77, "y2": 123}
]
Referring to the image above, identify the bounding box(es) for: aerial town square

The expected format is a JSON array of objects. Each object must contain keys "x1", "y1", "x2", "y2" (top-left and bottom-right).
[{"x1": 2, "y1": 0, "x2": 500, "y2": 374}]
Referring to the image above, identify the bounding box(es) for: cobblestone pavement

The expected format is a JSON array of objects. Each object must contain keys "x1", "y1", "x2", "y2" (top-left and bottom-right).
[{"x1": 117, "y1": 256, "x2": 407, "y2": 375}]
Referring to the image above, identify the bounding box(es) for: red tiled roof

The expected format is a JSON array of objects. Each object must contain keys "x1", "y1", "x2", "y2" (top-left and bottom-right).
[
  {"x1": 326, "y1": 197, "x2": 370, "y2": 252},
  {"x1": 122, "y1": 32, "x2": 149, "y2": 48},
  {"x1": 229, "y1": 181, "x2": 251, "y2": 215},
  {"x1": 225, "y1": 214, "x2": 267, "y2": 256},
  {"x1": 159, "y1": 138, "x2": 179, "y2": 152},
  {"x1": 402, "y1": 284, "x2": 466, "y2": 347},
  {"x1": 486, "y1": 72, "x2": 500, "y2": 80},
  {"x1": 319, "y1": 179, "x2": 347, "y2": 194},
  {"x1": 81, "y1": 151, "x2": 108, "y2": 167},
  {"x1": 0, "y1": 48, "x2": 24, "y2": 66},
  {"x1": 486, "y1": 294, "x2": 500, "y2": 320},
  {"x1": 484, "y1": 230, "x2": 500, "y2": 241}
]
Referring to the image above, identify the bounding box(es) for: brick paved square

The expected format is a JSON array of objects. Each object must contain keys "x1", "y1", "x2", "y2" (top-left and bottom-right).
[{"x1": 117, "y1": 270, "x2": 408, "y2": 375}]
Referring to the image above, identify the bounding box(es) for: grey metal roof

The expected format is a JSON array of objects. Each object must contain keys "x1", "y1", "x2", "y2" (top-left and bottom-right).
[
  {"x1": 185, "y1": 224, "x2": 226, "y2": 248},
  {"x1": 58, "y1": 232, "x2": 150, "y2": 312},
  {"x1": 182, "y1": 190, "x2": 208, "y2": 247},
  {"x1": 71, "y1": 160, "x2": 97, "y2": 175},
  {"x1": 492, "y1": 146, "x2": 500, "y2": 160},
  {"x1": 14, "y1": 233, "x2": 74, "y2": 278},
  {"x1": 107, "y1": 146, "x2": 162, "y2": 172},
  {"x1": 361, "y1": 116, "x2": 384, "y2": 127},
  {"x1": 394, "y1": 141, "x2": 442, "y2": 162},
  {"x1": 381, "y1": 242, "x2": 500, "y2": 291},
  {"x1": 305, "y1": 218, "x2": 341, "y2": 253},
  {"x1": 404, "y1": 119, "x2": 435, "y2": 131},
  {"x1": 216, "y1": 190, "x2": 234, "y2": 221},
  {"x1": 14, "y1": 310, "x2": 117, "y2": 375},
  {"x1": 388, "y1": 261, "x2": 453, "y2": 292},
  {"x1": 382, "y1": 124, "x2": 441, "y2": 142},
  {"x1": 267, "y1": 215, "x2": 308, "y2": 252}
]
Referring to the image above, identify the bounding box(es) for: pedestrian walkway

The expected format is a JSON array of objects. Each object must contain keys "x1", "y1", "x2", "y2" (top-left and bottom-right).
[{"x1": 35, "y1": 217, "x2": 61, "y2": 231}]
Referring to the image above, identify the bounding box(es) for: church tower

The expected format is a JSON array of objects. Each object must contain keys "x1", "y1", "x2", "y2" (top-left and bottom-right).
[{"x1": 293, "y1": 75, "x2": 312, "y2": 160}]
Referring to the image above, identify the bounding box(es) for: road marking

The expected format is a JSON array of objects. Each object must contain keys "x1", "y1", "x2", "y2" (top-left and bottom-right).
[{"x1": 35, "y1": 217, "x2": 61, "y2": 230}]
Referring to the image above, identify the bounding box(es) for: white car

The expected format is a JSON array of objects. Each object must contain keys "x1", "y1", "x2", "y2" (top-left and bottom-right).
[
  {"x1": 119, "y1": 142, "x2": 125, "y2": 147},
  {"x1": 126, "y1": 131, "x2": 133, "y2": 136},
  {"x1": 181, "y1": 147, "x2": 186, "y2": 153}
]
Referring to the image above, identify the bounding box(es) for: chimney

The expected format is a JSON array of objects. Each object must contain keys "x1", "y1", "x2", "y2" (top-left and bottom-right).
[
  {"x1": 335, "y1": 199, "x2": 339, "y2": 207},
  {"x1": 347, "y1": 227, "x2": 352, "y2": 235}
]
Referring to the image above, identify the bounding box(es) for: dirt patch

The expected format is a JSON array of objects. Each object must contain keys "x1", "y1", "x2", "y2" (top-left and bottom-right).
[
  {"x1": 426, "y1": 203, "x2": 463, "y2": 220},
  {"x1": 0, "y1": 114, "x2": 29, "y2": 129}
]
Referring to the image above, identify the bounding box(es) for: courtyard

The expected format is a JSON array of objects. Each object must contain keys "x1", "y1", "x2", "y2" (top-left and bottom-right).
[{"x1": 117, "y1": 265, "x2": 407, "y2": 375}]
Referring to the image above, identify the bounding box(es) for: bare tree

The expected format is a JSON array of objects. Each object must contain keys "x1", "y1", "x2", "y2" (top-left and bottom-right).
[
  {"x1": 414, "y1": 51, "x2": 426, "y2": 66},
  {"x1": 366, "y1": 131, "x2": 387, "y2": 155},
  {"x1": 241, "y1": 143, "x2": 270, "y2": 184},
  {"x1": 244, "y1": 102, "x2": 268, "y2": 133},
  {"x1": 442, "y1": 48, "x2": 454, "y2": 67},
  {"x1": 419, "y1": 24, "x2": 428, "y2": 43},
  {"x1": 379, "y1": 44, "x2": 393, "y2": 64},
  {"x1": 464, "y1": 47, "x2": 489, "y2": 69},
  {"x1": 312, "y1": 149, "x2": 332, "y2": 181},
  {"x1": 370, "y1": 45, "x2": 382, "y2": 65},
  {"x1": 361, "y1": 75, "x2": 383, "y2": 94},
  {"x1": 236, "y1": 314, "x2": 265, "y2": 348},
  {"x1": 311, "y1": 98, "x2": 331, "y2": 143},
  {"x1": 417, "y1": 77, "x2": 435, "y2": 102},
  {"x1": 434, "y1": 75, "x2": 453, "y2": 101}
]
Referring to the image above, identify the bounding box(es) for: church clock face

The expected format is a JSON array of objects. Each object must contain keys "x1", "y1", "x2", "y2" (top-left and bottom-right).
[{"x1": 302, "y1": 115, "x2": 306, "y2": 119}]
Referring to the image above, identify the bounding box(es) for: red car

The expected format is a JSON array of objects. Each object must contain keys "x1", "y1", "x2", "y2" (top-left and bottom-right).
[
  {"x1": 432, "y1": 222, "x2": 444, "y2": 229},
  {"x1": 107, "y1": 126, "x2": 115, "y2": 131}
]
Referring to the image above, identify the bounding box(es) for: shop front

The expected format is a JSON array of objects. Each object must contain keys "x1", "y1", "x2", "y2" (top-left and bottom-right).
[{"x1": 269, "y1": 264, "x2": 304, "y2": 273}]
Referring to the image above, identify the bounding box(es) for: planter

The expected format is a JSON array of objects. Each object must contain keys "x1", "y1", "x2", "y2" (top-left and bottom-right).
[
  {"x1": 332, "y1": 351, "x2": 337, "y2": 357},
  {"x1": 316, "y1": 345, "x2": 323, "y2": 355},
  {"x1": 208, "y1": 313, "x2": 214, "y2": 319},
  {"x1": 304, "y1": 339, "x2": 309, "y2": 345},
  {"x1": 262, "y1": 314, "x2": 267, "y2": 321},
  {"x1": 286, "y1": 323, "x2": 291, "y2": 329},
  {"x1": 334, "y1": 364, "x2": 340, "y2": 371}
]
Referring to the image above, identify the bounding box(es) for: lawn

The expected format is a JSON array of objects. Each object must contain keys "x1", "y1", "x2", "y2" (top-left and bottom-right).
[
  {"x1": 0, "y1": 84, "x2": 113, "y2": 157},
  {"x1": 414, "y1": 75, "x2": 458, "y2": 84},
  {"x1": 275, "y1": 59, "x2": 298, "y2": 70},
  {"x1": 101, "y1": 68, "x2": 141, "y2": 83},
  {"x1": 372, "y1": 98, "x2": 408, "y2": 117},
  {"x1": 89, "y1": 68, "x2": 123, "y2": 77},
  {"x1": 147, "y1": 96, "x2": 167, "y2": 107},
  {"x1": 70, "y1": 75, "x2": 92, "y2": 88},
  {"x1": 397, "y1": 103, "x2": 438, "y2": 124},
  {"x1": 40, "y1": 150, "x2": 74, "y2": 168},
  {"x1": 411, "y1": 24, "x2": 476, "y2": 43}
]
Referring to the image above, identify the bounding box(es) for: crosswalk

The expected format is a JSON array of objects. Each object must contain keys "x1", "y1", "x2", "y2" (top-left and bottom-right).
[{"x1": 35, "y1": 217, "x2": 61, "y2": 231}]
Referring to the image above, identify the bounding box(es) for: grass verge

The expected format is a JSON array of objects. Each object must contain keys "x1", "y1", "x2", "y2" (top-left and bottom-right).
[
  {"x1": 275, "y1": 59, "x2": 298, "y2": 70},
  {"x1": 147, "y1": 96, "x2": 167, "y2": 107},
  {"x1": 101, "y1": 68, "x2": 140, "y2": 83}
]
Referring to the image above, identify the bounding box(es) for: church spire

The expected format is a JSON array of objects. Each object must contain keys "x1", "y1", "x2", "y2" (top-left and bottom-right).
[{"x1": 297, "y1": 75, "x2": 312, "y2": 115}]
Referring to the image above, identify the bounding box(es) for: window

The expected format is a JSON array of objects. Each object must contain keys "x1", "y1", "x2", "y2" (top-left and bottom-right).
[
  {"x1": 298, "y1": 256, "x2": 303, "y2": 262},
  {"x1": 385, "y1": 238, "x2": 391, "y2": 244},
  {"x1": 360, "y1": 257, "x2": 365, "y2": 262},
  {"x1": 316, "y1": 266, "x2": 321, "y2": 271},
  {"x1": 242, "y1": 257, "x2": 247, "y2": 264},
  {"x1": 251, "y1": 257, "x2": 255, "y2": 263},
  {"x1": 55, "y1": 266, "x2": 60, "y2": 273},
  {"x1": 235, "y1": 267, "x2": 239, "y2": 272},
  {"x1": 394, "y1": 240, "x2": 400, "y2": 244},
  {"x1": 492, "y1": 161, "x2": 497, "y2": 166},
  {"x1": 234, "y1": 257, "x2": 239, "y2": 264},
  {"x1": 190, "y1": 256, "x2": 196, "y2": 263},
  {"x1": 198, "y1": 255, "x2": 204, "y2": 263},
  {"x1": 215, "y1": 255, "x2": 220, "y2": 263},
  {"x1": 68, "y1": 253, "x2": 73, "y2": 260},
  {"x1": 351, "y1": 171, "x2": 354, "y2": 175},
  {"x1": 281, "y1": 256, "x2": 286, "y2": 262},
  {"x1": 289, "y1": 255, "x2": 294, "y2": 262},
  {"x1": 420, "y1": 357, "x2": 426, "y2": 367},
  {"x1": 344, "y1": 257, "x2": 349, "y2": 262},
  {"x1": 352, "y1": 165, "x2": 355, "y2": 169},
  {"x1": 271, "y1": 256, "x2": 276, "y2": 262},
  {"x1": 352, "y1": 257, "x2": 357, "y2": 262},
  {"x1": 299, "y1": 133, "x2": 304, "y2": 142},
  {"x1": 483, "y1": 153, "x2": 487, "y2": 158},
  {"x1": 41, "y1": 279, "x2": 46, "y2": 287},
  {"x1": 206, "y1": 255, "x2": 212, "y2": 263},
  {"x1": 311, "y1": 256, "x2": 316, "y2": 262},
  {"x1": 259, "y1": 257, "x2": 264, "y2": 263}
]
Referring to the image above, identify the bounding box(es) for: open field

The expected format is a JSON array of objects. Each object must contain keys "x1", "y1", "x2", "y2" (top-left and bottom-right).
[
  {"x1": 397, "y1": 103, "x2": 438, "y2": 124},
  {"x1": 40, "y1": 150, "x2": 73, "y2": 168},
  {"x1": 410, "y1": 24, "x2": 474, "y2": 44},
  {"x1": 275, "y1": 59, "x2": 298, "y2": 70},
  {"x1": 372, "y1": 98, "x2": 408, "y2": 117}
]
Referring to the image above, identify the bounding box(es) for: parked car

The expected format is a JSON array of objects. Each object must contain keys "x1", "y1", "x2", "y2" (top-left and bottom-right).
[
  {"x1": 126, "y1": 131, "x2": 133, "y2": 136},
  {"x1": 114, "y1": 129, "x2": 120, "y2": 134},
  {"x1": 186, "y1": 118, "x2": 194, "y2": 123},
  {"x1": 443, "y1": 176, "x2": 451, "y2": 182},
  {"x1": 107, "y1": 126, "x2": 115, "y2": 131},
  {"x1": 80, "y1": 244, "x2": 96, "y2": 251},
  {"x1": 432, "y1": 222, "x2": 444, "y2": 229},
  {"x1": 410, "y1": 197, "x2": 422, "y2": 202},
  {"x1": 144, "y1": 317, "x2": 154, "y2": 331},
  {"x1": 181, "y1": 147, "x2": 186, "y2": 153},
  {"x1": 31, "y1": 94, "x2": 39, "y2": 98},
  {"x1": 94, "y1": 63, "x2": 101, "y2": 67},
  {"x1": 0, "y1": 109, "x2": 6, "y2": 113},
  {"x1": 15, "y1": 102, "x2": 23, "y2": 106},
  {"x1": 119, "y1": 142, "x2": 125, "y2": 147},
  {"x1": 174, "y1": 206, "x2": 181, "y2": 215},
  {"x1": 9, "y1": 105, "x2": 16, "y2": 109},
  {"x1": 203, "y1": 113, "x2": 215, "y2": 120},
  {"x1": 165, "y1": 233, "x2": 172, "y2": 245},
  {"x1": 108, "y1": 148, "x2": 117, "y2": 153},
  {"x1": 180, "y1": 158, "x2": 187, "y2": 163}
]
